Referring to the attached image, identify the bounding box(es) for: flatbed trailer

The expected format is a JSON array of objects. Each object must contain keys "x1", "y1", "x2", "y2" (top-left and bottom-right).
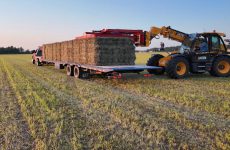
[
  {"x1": 50, "y1": 61, "x2": 162, "y2": 79},
  {"x1": 33, "y1": 50, "x2": 162, "y2": 79}
]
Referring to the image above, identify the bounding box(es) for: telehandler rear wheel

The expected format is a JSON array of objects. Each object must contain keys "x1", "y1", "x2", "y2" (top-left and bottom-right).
[
  {"x1": 146, "y1": 54, "x2": 165, "y2": 75},
  {"x1": 166, "y1": 57, "x2": 189, "y2": 79},
  {"x1": 210, "y1": 56, "x2": 230, "y2": 77}
]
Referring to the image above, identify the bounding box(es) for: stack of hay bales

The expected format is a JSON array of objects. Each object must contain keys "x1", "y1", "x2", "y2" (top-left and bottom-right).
[
  {"x1": 43, "y1": 37, "x2": 136, "y2": 66},
  {"x1": 60, "y1": 41, "x2": 67, "y2": 62}
]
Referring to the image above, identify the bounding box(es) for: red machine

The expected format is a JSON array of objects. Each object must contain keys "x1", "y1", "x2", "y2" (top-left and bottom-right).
[{"x1": 76, "y1": 29, "x2": 148, "y2": 46}]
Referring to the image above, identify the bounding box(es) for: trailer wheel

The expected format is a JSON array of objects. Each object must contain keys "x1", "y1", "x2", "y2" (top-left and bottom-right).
[
  {"x1": 146, "y1": 54, "x2": 164, "y2": 75},
  {"x1": 74, "y1": 66, "x2": 90, "y2": 79},
  {"x1": 32, "y1": 59, "x2": 35, "y2": 64},
  {"x1": 74, "y1": 66, "x2": 81, "y2": 78},
  {"x1": 66, "y1": 65, "x2": 74, "y2": 76}
]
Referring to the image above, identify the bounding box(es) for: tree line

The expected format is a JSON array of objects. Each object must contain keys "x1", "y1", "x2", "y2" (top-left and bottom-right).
[{"x1": 0, "y1": 46, "x2": 32, "y2": 54}]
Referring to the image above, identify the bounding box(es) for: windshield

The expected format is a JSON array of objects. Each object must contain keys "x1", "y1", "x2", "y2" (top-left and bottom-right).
[
  {"x1": 179, "y1": 34, "x2": 195, "y2": 53},
  {"x1": 36, "y1": 49, "x2": 42, "y2": 56}
]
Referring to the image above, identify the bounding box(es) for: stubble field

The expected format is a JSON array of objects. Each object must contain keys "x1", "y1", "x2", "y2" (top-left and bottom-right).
[{"x1": 0, "y1": 54, "x2": 229, "y2": 149}]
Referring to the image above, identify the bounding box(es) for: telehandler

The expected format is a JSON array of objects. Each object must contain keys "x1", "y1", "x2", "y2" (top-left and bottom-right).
[{"x1": 144, "y1": 26, "x2": 230, "y2": 78}]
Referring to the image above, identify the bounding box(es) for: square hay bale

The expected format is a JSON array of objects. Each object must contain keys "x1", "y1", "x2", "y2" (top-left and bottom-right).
[
  {"x1": 56, "y1": 43, "x2": 61, "y2": 61},
  {"x1": 61, "y1": 41, "x2": 68, "y2": 62},
  {"x1": 43, "y1": 44, "x2": 53, "y2": 61},
  {"x1": 53, "y1": 43, "x2": 57, "y2": 61},
  {"x1": 67, "y1": 40, "x2": 74, "y2": 62}
]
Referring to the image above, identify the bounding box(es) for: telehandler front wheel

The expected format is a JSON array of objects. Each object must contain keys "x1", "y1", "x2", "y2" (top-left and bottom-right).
[
  {"x1": 146, "y1": 54, "x2": 165, "y2": 75},
  {"x1": 210, "y1": 56, "x2": 230, "y2": 77},
  {"x1": 166, "y1": 57, "x2": 189, "y2": 79}
]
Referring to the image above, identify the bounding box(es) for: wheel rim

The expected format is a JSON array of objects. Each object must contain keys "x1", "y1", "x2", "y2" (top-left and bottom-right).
[
  {"x1": 176, "y1": 62, "x2": 186, "y2": 76},
  {"x1": 217, "y1": 60, "x2": 230, "y2": 74}
]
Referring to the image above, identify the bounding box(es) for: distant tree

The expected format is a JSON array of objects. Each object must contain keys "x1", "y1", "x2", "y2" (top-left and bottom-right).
[
  {"x1": 0, "y1": 46, "x2": 31, "y2": 54},
  {"x1": 146, "y1": 46, "x2": 180, "y2": 52},
  {"x1": 24, "y1": 49, "x2": 32, "y2": 54}
]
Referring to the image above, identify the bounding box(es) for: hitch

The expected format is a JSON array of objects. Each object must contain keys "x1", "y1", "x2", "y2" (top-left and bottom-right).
[{"x1": 143, "y1": 74, "x2": 153, "y2": 78}]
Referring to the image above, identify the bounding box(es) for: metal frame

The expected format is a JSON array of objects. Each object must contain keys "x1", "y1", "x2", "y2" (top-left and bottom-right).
[{"x1": 76, "y1": 29, "x2": 147, "y2": 47}]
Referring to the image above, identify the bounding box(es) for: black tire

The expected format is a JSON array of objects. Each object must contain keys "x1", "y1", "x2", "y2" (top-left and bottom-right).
[
  {"x1": 66, "y1": 65, "x2": 74, "y2": 76},
  {"x1": 74, "y1": 66, "x2": 81, "y2": 78},
  {"x1": 146, "y1": 54, "x2": 164, "y2": 75},
  {"x1": 32, "y1": 59, "x2": 35, "y2": 64},
  {"x1": 166, "y1": 57, "x2": 189, "y2": 79},
  {"x1": 36, "y1": 59, "x2": 41, "y2": 66},
  {"x1": 74, "y1": 66, "x2": 90, "y2": 79},
  {"x1": 209, "y1": 56, "x2": 230, "y2": 77}
]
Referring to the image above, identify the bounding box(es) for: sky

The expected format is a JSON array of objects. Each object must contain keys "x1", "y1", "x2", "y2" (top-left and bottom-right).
[{"x1": 0, "y1": 0, "x2": 229, "y2": 50}]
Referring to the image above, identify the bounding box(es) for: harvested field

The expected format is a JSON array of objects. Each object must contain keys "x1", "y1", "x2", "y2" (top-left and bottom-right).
[
  {"x1": 43, "y1": 38, "x2": 136, "y2": 66},
  {"x1": 0, "y1": 54, "x2": 230, "y2": 149}
]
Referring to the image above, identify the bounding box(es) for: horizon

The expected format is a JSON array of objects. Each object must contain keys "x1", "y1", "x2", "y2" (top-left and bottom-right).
[{"x1": 0, "y1": 0, "x2": 229, "y2": 50}]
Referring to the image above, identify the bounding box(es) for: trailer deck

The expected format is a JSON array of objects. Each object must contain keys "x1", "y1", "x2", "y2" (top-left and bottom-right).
[
  {"x1": 43, "y1": 60, "x2": 162, "y2": 79},
  {"x1": 79, "y1": 65, "x2": 162, "y2": 73}
]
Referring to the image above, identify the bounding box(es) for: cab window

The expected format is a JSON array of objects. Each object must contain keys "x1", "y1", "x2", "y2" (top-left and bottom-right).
[
  {"x1": 220, "y1": 38, "x2": 226, "y2": 51},
  {"x1": 211, "y1": 36, "x2": 226, "y2": 52},
  {"x1": 193, "y1": 36, "x2": 208, "y2": 52},
  {"x1": 211, "y1": 36, "x2": 220, "y2": 50}
]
